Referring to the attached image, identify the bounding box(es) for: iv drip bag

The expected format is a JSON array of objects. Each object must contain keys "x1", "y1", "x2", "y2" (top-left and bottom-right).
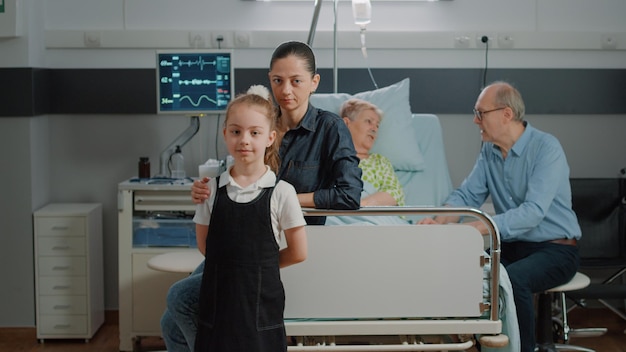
[{"x1": 352, "y1": 0, "x2": 371, "y2": 27}]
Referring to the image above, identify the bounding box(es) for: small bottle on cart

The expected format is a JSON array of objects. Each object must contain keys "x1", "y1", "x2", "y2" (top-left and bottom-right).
[
  {"x1": 138, "y1": 157, "x2": 151, "y2": 179},
  {"x1": 170, "y1": 146, "x2": 186, "y2": 179}
]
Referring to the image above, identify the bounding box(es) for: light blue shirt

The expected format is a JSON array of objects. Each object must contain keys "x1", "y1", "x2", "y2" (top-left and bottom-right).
[{"x1": 445, "y1": 122, "x2": 581, "y2": 242}]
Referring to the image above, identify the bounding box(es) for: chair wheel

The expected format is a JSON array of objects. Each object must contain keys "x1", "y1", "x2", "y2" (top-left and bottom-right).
[{"x1": 551, "y1": 317, "x2": 564, "y2": 343}]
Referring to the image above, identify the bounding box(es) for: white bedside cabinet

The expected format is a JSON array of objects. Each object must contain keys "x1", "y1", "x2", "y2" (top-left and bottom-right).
[
  {"x1": 118, "y1": 179, "x2": 196, "y2": 351},
  {"x1": 33, "y1": 203, "x2": 104, "y2": 343}
]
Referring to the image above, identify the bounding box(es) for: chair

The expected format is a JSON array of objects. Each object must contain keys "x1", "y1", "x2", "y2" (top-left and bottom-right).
[
  {"x1": 147, "y1": 251, "x2": 204, "y2": 274},
  {"x1": 566, "y1": 177, "x2": 626, "y2": 322},
  {"x1": 536, "y1": 272, "x2": 602, "y2": 352}
]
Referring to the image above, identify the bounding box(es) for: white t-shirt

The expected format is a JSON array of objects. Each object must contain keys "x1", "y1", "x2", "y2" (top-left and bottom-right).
[{"x1": 193, "y1": 165, "x2": 306, "y2": 244}]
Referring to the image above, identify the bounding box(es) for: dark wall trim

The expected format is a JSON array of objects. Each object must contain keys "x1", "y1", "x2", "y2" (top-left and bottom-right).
[
  {"x1": 47, "y1": 69, "x2": 156, "y2": 114},
  {"x1": 2, "y1": 68, "x2": 625, "y2": 117},
  {"x1": 1, "y1": 68, "x2": 38, "y2": 116}
]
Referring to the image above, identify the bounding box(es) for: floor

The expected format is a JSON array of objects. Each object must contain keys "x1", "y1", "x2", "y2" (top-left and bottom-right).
[
  {"x1": 564, "y1": 307, "x2": 626, "y2": 352},
  {"x1": 0, "y1": 311, "x2": 164, "y2": 352},
  {"x1": 1, "y1": 308, "x2": 625, "y2": 351}
]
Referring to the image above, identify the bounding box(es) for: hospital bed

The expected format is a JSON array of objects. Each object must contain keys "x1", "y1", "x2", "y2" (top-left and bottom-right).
[{"x1": 282, "y1": 207, "x2": 514, "y2": 351}]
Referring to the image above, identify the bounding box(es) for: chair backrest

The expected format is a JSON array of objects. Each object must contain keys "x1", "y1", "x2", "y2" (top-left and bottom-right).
[{"x1": 570, "y1": 178, "x2": 626, "y2": 267}]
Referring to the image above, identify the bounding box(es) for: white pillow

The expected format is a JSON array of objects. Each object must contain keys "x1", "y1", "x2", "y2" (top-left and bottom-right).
[{"x1": 310, "y1": 78, "x2": 425, "y2": 171}]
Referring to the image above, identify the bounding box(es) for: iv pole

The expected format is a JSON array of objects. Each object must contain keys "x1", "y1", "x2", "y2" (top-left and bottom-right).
[
  {"x1": 306, "y1": 0, "x2": 323, "y2": 46},
  {"x1": 307, "y1": 0, "x2": 339, "y2": 93}
]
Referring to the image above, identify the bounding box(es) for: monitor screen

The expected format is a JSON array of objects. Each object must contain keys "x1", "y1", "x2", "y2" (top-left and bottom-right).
[{"x1": 156, "y1": 50, "x2": 234, "y2": 115}]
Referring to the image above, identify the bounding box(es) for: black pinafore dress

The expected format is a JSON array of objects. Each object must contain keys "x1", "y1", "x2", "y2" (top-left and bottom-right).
[{"x1": 195, "y1": 182, "x2": 286, "y2": 352}]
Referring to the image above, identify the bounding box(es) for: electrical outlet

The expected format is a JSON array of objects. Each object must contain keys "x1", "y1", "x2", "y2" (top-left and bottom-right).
[
  {"x1": 188, "y1": 31, "x2": 208, "y2": 48},
  {"x1": 476, "y1": 34, "x2": 495, "y2": 48},
  {"x1": 601, "y1": 33, "x2": 618, "y2": 50},
  {"x1": 497, "y1": 33, "x2": 514, "y2": 49},
  {"x1": 234, "y1": 31, "x2": 251, "y2": 48},
  {"x1": 453, "y1": 33, "x2": 471, "y2": 49},
  {"x1": 211, "y1": 31, "x2": 233, "y2": 49}
]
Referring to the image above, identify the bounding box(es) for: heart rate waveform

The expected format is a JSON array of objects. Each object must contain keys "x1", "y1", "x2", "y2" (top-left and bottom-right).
[
  {"x1": 157, "y1": 51, "x2": 233, "y2": 114},
  {"x1": 179, "y1": 95, "x2": 219, "y2": 107},
  {"x1": 177, "y1": 56, "x2": 216, "y2": 71},
  {"x1": 178, "y1": 79, "x2": 219, "y2": 86}
]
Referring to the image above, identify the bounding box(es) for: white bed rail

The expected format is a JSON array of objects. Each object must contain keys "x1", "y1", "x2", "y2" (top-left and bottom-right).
[
  {"x1": 288, "y1": 340, "x2": 474, "y2": 351},
  {"x1": 282, "y1": 206, "x2": 504, "y2": 352}
]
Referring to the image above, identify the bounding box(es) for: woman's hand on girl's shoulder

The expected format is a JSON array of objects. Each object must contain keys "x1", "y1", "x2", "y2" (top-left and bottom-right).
[{"x1": 191, "y1": 178, "x2": 211, "y2": 204}]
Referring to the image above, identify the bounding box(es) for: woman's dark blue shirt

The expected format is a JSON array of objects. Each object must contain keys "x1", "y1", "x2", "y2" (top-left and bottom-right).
[{"x1": 277, "y1": 104, "x2": 362, "y2": 224}]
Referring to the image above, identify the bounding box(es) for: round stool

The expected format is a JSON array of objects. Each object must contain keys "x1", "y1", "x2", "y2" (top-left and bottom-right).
[
  {"x1": 547, "y1": 272, "x2": 590, "y2": 292},
  {"x1": 147, "y1": 251, "x2": 204, "y2": 273},
  {"x1": 536, "y1": 272, "x2": 599, "y2": 352}
]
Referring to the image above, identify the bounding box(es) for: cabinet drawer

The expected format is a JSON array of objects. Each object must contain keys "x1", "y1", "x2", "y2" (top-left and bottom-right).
[
  {"x1": 36, "y1": 217, "x2": 85, "y2": 237},
  {"x1": 39, "y1": 295, "x2": 87, "y2": 315},
  {"x1": 133, "y1": 218, "x2": 196, "y2": 247},
  {"x1": 38, "y1": 315, "x2": 88, "y2": 335},
  {"x1": 38, "y1": 257, "x2": 86, "y2": 277},
  {"x1": 134, "y1": 190, "x2": 195, "y2": 211},
  {"x1": 39, "y1": 277, "x2": 86, "y2": 295},
  {"x1": 38, "y1": 237, "x2": 86, "y2": 256}
]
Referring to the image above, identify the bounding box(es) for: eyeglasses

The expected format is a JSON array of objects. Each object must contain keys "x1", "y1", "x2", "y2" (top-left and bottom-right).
[{"x1": 473, "y1": 107, "x2": 506, "y2": 121}]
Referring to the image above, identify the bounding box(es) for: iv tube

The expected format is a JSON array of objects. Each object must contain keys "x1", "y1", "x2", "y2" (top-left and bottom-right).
[
  {"x1": 352, "y1": 0, "x2": 371, "y2": 58},
  {"x1": 352, "y1": 0, "x2": 378, "y2": 89}
]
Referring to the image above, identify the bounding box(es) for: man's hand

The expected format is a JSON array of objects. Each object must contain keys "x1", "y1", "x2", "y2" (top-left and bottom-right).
[
  {"x1": 191, "y1": 177, "x2": 210, "y2": 204},
  {"x1": 417, "y1": 217, "x2": 440, "y2": 225}
]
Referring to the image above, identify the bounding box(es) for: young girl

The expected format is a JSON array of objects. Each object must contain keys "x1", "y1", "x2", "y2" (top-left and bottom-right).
[{"x1": 193, "y1": 85, "x2": 307, "y2": 352}]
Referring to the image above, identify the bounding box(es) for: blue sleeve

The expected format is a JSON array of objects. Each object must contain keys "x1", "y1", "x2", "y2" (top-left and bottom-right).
[{"x1": 445, "y1": 151, "x2": 490, "y2": 208}]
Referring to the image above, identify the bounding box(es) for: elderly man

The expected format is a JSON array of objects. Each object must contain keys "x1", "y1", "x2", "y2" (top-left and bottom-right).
[{"x1": 420, "y1": 81, "x2": 580, "y2": 352}]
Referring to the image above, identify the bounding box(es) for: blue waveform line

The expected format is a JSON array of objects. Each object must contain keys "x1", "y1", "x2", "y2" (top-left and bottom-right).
[
  {"x1": 178, "y1": 56, "x2": 217, "y2": 71},
  {"x1": 178, "y1": 79, "x2": 217, "y2": 86},
  {"x1": 179, "y1": 95, "x2": 218, "y2": 107}
]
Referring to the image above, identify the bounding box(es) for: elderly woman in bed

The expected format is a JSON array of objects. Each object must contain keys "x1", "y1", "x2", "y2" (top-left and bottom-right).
[{"x1": 341, "y1": 98, "x2": 405, "y2": 207}]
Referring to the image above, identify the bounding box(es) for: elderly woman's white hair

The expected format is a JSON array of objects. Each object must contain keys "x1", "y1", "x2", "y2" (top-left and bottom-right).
[{"x1": 340, "y1": 98, "x2": 384, "y2": 122}]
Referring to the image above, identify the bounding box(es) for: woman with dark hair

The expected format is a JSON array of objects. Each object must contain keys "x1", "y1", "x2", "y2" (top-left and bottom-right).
[{"x1": 262, "y1": 40, "x2": 363, "y2": 221}]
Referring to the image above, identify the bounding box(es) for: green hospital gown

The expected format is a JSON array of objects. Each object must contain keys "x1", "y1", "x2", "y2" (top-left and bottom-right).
[{"x1": 359, "y1": 153, "x2": 405, "y2": 206}]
